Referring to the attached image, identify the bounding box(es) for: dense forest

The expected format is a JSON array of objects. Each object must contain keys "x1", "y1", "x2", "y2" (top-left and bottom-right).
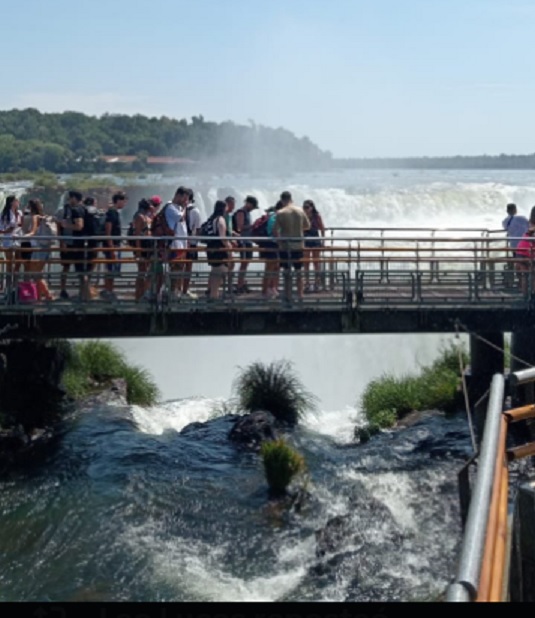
[{"x1": 0, "y1": 108, "x2": 332, "y2": 174}]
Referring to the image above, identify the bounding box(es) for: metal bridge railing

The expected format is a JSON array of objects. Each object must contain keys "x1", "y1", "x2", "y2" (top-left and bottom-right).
[
  {"x1": 0, "y1": 230, "x2": 531, "y2": 311},
  {"x1": 447, "y1": 370, "x2": 535, "y2": 602}
]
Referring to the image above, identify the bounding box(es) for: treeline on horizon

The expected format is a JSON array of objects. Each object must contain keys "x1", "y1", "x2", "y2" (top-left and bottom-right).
[
  {"x1": 0, "y1": 108, "x2": 332, "y2": 174},
  {"x1": 333, "y1": 153, "x2": 535, "y2": 170}
]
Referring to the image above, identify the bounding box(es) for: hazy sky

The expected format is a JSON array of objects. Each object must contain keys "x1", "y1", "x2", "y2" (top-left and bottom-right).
[{"x1": 2, "y1": 0, "x2": 534, "y2": 157}]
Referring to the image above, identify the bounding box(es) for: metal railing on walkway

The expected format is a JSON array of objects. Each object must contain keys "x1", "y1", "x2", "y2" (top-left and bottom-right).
[
  {"x1": 447, "y1": 370, "x2": 535, "y2": 602},
  {"x1": 0, "y1": 228, "x2": 533, "y2": 313}
]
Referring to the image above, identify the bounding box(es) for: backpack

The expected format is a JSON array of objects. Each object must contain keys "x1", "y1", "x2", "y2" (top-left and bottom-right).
[
  {"x1": 37, "y1": 216, "x2": 58, "y2": 247},
  {"x1": 199, "y1": 216, "x2": 220, "y2": 243},
  {"x1": 150, "y1": 203, "x2": 175, "y2": 238},
  {"x1": 83, "y1": 206, "x2": 106, "y2": 237},
  {"x1": 250, "y1": 214, "x2": 270, "y2": 242},
  {"x1": 185, "y1": 205, "x2": 194, "y2": 236}
]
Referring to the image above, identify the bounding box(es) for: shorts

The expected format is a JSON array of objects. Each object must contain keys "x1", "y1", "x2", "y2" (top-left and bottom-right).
[
  {"x1": 168, "y1": 249, "x2": 186, "y2": 262},
  {"x1": 238, "y1": 240, "x2": 254, "y2": 260},
  {"x1": 72, "y1": 251, "x2": 90, "y2": 274},
  {"x1": 258, "y1": 241, "x2": 278, "y2": 260},
  {"x1": 104, "y1": 250, "x2": 122, "y2": 273},
  {"x1": 20, "y1": 241, "x2": 32, "y2": 261},
  {"x1": 210, "y1": 264, "x2": 228, "y2": 274},
  {"x1": 279, "y1": 250, "x2": 304, "y2": 270},
  {"x1": 186, "y1": 250, "x2": 199, "y2": 261},
  {"x1": 33, "y1": 250, "x2": 50, "y2": 262},
  {"x1": 305, "y1": 238, "x2": 322, "y2": 249}
]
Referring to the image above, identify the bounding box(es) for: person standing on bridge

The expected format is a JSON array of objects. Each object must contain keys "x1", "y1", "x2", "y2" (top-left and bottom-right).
[
  {"x1": 233, "y1": 195, "x2": 259, "y2": 294},
  {"x1": 503, "y1": 203, "x2": 528, "y2": 251},
  {"x1": 274, "y1": 191, "x2": 310, "y2": 304}
]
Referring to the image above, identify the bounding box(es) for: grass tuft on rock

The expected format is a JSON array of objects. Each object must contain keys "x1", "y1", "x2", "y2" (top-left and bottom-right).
[
  {"x1": 62, "y1": 340, "x2": 159, "y2": 406},
  {"x1": 232, "y1": 360, "x2": 318, "y2": 425},
  {"x1": 359, "y1": 340, "x2": 466, "y2": 435},
  {"x1": 261, "y1": 438, "x2": 306, "y2": 497}
]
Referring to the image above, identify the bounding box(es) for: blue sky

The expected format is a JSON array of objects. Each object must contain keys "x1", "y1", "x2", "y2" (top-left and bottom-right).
[{"x1": 2, "y1": 0, "x2": 535, "y2": 157}]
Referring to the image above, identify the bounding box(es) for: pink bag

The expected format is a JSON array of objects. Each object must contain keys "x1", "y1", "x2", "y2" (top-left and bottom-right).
[
  {"x1": 516, "y1": 234, "x2": 534, "y2": 258},
  {"x1": 17, "y1": 282, "x2": 38, "y2": 304}
]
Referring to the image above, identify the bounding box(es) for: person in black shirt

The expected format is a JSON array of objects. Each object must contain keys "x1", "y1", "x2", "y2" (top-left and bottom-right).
[
  {"x1": 101, "y1": 191, "x2": 127, "y2": 301},
  {"x1": 59, "y1": 190, "x2": 91, "y2": 300}
]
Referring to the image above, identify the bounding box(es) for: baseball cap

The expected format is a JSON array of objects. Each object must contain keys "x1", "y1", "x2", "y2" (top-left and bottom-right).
[{"x1": 150, "y1": 195, "x2": 162, "y2": 206}]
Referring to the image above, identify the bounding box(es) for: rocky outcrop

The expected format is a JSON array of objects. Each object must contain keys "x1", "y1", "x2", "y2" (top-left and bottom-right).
[
  {"x1": 228, "y1": 411, "x2": 278, "y2": 450},
  {"x1": 80, "y1": 378, "x2": 128, "y2": 408},
  {"x1": 0, "y1": 340, "x2": 68, "y2": 431}
]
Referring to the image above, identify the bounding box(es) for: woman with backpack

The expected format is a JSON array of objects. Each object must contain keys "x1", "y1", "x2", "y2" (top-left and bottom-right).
[
  {"x1": 303, "y1": 199, "x2": 326, "y2": 292},
  {"x1": 20, "y1": 199, "x2": 55, "y2": 301},
  {"x1": 205, "y1": 200, "x2": 232, "y2": 300}
]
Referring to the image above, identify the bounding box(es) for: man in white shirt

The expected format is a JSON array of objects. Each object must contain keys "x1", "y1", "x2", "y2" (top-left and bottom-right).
[
  {"x1": 182, "y1": 188, "x2": 202, "y2": 298},
  {"x1": 502, "y1": 203, "x2": 529, "y2": 250},
  {"x1": 164, "y1": 187, "x2": 189, "y2": 300}
]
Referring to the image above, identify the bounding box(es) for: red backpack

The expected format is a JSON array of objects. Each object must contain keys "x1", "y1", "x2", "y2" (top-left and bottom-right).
[
  {"x1": 250, "y1": 215, "x2": 270, "y2": 242},
  {"x1": 150, "y1": 204, "x2": 175, "y2": 246}
]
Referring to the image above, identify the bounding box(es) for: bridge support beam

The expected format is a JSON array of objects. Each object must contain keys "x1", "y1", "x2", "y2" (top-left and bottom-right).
[{"x1": 469, "y1": 332, "x2": 504, "y2": 441}]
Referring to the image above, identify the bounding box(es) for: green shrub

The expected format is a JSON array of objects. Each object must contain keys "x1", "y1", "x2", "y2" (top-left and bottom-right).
[
  {"x1": 232, "y1": 360, "x2": 318, "y2": 425},
  {"x1": 359, "y1": 342, "x2": 465, "y2": 432},
  {"x1": 121, "y1": 365, "x2": 159, "y2": 407},
  {"x1": 62, "y1": 340, "x2": 159, "y2": 406},
  {"x1": 261, "y1": 438, "x2": 306, "y2": 496}
]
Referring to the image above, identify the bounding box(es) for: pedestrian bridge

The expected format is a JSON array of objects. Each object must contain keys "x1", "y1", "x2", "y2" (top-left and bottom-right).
[{"x1": 0, "y1": 227, "x2": 532, "y2": 339}]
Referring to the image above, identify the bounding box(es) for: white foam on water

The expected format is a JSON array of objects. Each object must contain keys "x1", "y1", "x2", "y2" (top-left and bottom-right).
[
  {"x1": 131, "y1": 397, "x2": 226, "y2": 435},
  {"x1": 341, "y1": 469, "x2": 418, "y2": 531},
  {"x1": 302, "y1": 406, "x2": 363, "y2": 444},
  {"x1": 125, "y1": 526, "x2": 308, "y2": 602}
]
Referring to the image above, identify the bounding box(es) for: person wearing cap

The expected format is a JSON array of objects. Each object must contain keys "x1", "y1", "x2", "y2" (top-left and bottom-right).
[
  {"x1": 149, "y1": 195, "x2": 162, "y2": 219},
  {"x1": 232, "y1": 195, "x2": 259, "y2": 293},
  {"x1": 274, "y1": 190, "x2": 310, "y2": 303}
]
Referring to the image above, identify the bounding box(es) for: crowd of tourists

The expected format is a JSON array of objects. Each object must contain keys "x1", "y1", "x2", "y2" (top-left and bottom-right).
[{"x1": 0, "y1": 187, "x2": 326, "y2": 304}]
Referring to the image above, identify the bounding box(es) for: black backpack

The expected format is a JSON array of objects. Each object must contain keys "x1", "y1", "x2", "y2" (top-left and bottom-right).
[
  {"x1": 83, "y1": 206, "x2": 106, "y2": 237},
  {"x1": 199, "y1": 216, "x2": 220, "y2": 244}
]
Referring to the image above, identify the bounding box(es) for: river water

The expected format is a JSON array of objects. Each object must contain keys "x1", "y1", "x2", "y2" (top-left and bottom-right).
[{"x1": 0, "y1": 168, "x2": 533, "y2": 601}]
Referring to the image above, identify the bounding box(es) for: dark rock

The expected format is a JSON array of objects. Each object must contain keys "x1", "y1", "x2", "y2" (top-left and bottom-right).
[
  {"x1": 0, "y1": 340, "x2": 68, "y2": 430},
  {"x1": 228, "y1": 411, "x2": 278, "y2": 450},
  {"x1": 396, "y1": 409, "x2": 441, "y2": 428},
  {"x1": 82, "y1": 378, "x2": 128, "y2": 407}
]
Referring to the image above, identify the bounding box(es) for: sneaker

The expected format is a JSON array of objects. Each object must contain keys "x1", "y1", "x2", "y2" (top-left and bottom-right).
[
  {"x1": 59, "y1": 290, "x2": 70, "y2": 300},
  {"x1": 304, "y1": 284, "x2": 312, "y2": 294},
  {"x1": 168, "y1": 290, "x2": 182, "y2": 302},
  {"x1": 184, "y1": 290, "x2": 198, "y2": 300}
]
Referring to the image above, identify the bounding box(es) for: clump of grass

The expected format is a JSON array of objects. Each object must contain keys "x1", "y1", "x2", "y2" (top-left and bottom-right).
[
  {"x1": 232, "y1": 360, "x2": 318, "y2": 425},
  {"x1": 359, "y1": 340, "x2": 465, "y2": 435},
  {"x1": 62, "y1": 340, "x2": 159, "y2": 406},
  {"x1": 261, "y1": 438, "x2": 306, "y2": 497}
]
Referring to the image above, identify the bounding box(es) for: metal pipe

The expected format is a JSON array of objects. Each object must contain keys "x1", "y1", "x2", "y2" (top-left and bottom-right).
[
  {"x1": 476, "y1": 416, "x2": 507, "y2": 601},
  {"x1": 510, "y1": 368, "x2": 535, "y2": 387},
  {"x1": 507, "y1": 442, "x2": 535, "y2": 461},
  {"x1": 489, "y1": 460, "x2": 509, "y2": 601},
  {"x1": 504, "y1": 404, "x2": 535, "y2": 423},
  {"x1": 446, "y1": 373, "x2": 505, "y2": 602}
]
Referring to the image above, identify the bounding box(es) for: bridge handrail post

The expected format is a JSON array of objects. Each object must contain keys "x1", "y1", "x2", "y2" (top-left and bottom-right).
[{"x1": 446, "y1": 373, "x2": 505, "y2": 602}]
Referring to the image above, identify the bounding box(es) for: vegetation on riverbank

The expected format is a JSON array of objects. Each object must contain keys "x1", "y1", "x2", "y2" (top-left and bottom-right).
[
  {"x1": 359, "y1": 342, "x2": 467, "y2": 438},
  {"x1": 62, "y1": 341, "x2": 159, "y2": 406},
  {"x1": 232, "y1": 360, "x2": 318, "y2": 425}
]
